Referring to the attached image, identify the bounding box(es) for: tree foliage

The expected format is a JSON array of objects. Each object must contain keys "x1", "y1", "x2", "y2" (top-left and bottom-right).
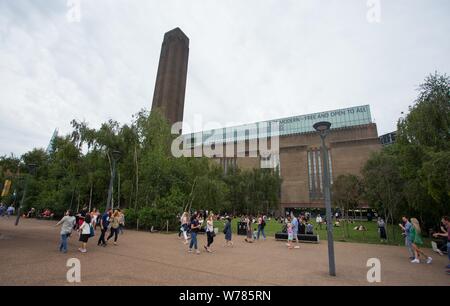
[
  {"x1": 0, "y1": 110, "x2": 282, "y2": 230},
  {"x1": 362, "y1": 72, "x2": 450, "y2": 231}
]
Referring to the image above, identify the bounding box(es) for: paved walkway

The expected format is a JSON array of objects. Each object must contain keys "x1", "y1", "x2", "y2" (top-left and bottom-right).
[{"x1": 0, "y1": 218, "x2": 448, "y2": 285}]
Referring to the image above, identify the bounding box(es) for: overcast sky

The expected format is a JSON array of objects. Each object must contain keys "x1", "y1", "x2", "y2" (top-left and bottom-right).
[{"x1": 1, "y1": 0, "x2": 449, "y2": 156}]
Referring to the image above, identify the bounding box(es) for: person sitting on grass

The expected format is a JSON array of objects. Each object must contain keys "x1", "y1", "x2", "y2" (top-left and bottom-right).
[{"x1": 432, "y1": 216, "x2": 450, "y2": 274}]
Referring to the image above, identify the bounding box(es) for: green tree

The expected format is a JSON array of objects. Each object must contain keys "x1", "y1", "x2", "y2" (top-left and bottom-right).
[{"x1": 332, "y1": 174, "x2": 363, "y2": 238}]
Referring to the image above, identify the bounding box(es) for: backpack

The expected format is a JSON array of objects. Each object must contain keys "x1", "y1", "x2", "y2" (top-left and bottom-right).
[{"x1": 261, "y1": 219, "x2": 266, "y2": 228}]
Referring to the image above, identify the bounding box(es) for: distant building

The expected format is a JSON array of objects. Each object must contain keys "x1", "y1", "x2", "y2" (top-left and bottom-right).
[
  {"x1": 379, "y1": 131, "x2": 396, "y2": 146},
  {"x1": 150, "y1": 28, "x2": 382, "y2": 211},
  {"x1": 46, "y1": 129, "x2": 58, "y2": 154},
  {"x1": 183, "y1": 105, "x2": 381, "y2": 210}
]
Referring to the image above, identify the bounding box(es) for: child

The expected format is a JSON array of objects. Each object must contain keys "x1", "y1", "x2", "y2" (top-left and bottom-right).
[{"x1": 287, "y1": 222, "x2": 294, "y2": 249}]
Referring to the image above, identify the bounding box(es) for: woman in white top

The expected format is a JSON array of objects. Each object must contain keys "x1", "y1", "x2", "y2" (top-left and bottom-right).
[
  {"x1": 78, "y1": 214, "x2": 92, "y2": 253},
  {"x1": 180, "y1": 212, "x2": 189, "y2": 244},
  {"x1": 204, "y1": 214, "x2": 215, "y2": 253}
]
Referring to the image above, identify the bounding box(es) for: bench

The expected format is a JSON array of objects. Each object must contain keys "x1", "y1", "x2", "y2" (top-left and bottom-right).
[{"x1": 275, "y1": 232, "x2": 320, "y2": 243}]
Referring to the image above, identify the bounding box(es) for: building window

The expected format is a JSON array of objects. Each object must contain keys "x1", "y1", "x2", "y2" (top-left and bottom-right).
[
  {"x1": 221, "y1": 157, "x2": 236, "y2": 175},
  {"x1": 308, "y1": 148, "x2": 333, "y2": 200}
]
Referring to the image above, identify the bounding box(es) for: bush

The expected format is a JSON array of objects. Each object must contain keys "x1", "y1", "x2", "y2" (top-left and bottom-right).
[{"x1": 123, "y1": 208, "x2": 138, "y2": 228}]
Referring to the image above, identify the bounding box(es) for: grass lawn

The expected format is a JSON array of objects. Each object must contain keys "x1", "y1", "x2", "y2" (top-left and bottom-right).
[{"x1": 213, "y1": 218, "x2": 433, "y2": 247}]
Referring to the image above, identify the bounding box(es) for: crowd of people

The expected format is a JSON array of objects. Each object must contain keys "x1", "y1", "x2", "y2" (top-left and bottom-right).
[
  {"x1": 3, "y1": 200, "x2": 449, "y2": 275},
  {"x1": 178, "y1": 211, "x2": 235, "y2": 254},
  {"x1": 55, "y1": 207, "x2": 125, "y2": 253},
  {"x1": 0, "y1": 202, "x2": 15, "y2": 217}
]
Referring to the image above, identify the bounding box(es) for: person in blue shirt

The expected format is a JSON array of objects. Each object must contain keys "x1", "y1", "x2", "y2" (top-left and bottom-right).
[
  {"x1": 189, "y1": 213, "x2": 201, "y2": 254},
  {"x1": 291, "y1": 214, "x2": 299, "y2": 245},
  {"x1": 399, "y1": 216, "x2": 414, "y2": 260},
  {"x1": 97, "y1": 208, "x2": 112, "y2": 247}
]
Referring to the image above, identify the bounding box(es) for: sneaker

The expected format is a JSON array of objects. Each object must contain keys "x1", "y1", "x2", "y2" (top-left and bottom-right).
[
  {"x1": 81, "y1": 249, "x2": 87, "y2": 253},
  {"x1": 446, "y1": 270, "x2": 450, "y2": 275},
  {"x1": 188, "y1": 249, "x2": 193, "y2": 253},
  {"x1": 113, "y1": 242, "x2": 117, "y2": 246},
  {"x1": 426, "y1": 257, "x2": 433, "y2": 264},
  {"x1": 411, "y1": 258, "x2": 420, "y2": 264},
  {"x1": 196, "y1": 250, "x2": 200, "y2": 255}
]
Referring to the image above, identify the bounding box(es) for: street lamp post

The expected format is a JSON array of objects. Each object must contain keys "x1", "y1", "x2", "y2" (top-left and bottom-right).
[
  {"x1": 106, "y1": 150, "x2": 121, "y2": 211},
  {"x1": 15, "y1": 163, "x2": 37, "y2": 226},
  {"x1": 313, "y1": 121, "x2": 336, "y2": 276}
]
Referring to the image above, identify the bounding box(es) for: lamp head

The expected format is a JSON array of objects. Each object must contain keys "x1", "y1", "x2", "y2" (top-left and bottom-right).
[
  {"x1": 313, "y1": 121, "x2": 331, "y2": 133},
  {"x1": 112, "y1": 150, "x2": 121, "y2": 161}
]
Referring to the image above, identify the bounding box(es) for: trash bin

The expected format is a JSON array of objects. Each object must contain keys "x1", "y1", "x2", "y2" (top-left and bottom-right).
[{"x1": 237, "y1": 222, "x2": 247, "y2": 236}]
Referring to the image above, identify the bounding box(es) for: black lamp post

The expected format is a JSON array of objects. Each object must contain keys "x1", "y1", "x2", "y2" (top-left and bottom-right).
[
  {"x1": 313, "y1": 121, "x2": 336, "y2": 276},
  {"x1": 106, "y1": 150, "x2": 121, "y2": 211},
  {"x1": 15, "y1": 163, "x2": 37, "y2": 226}
]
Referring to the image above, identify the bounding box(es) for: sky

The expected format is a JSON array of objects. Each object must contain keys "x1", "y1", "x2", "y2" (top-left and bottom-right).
[{"x1": 1, "y1": 0, "x2": 449, "y2": 156}]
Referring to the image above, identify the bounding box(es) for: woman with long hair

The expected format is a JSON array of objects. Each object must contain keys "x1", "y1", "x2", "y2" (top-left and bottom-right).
[
  {"x1": 78, "y1": 214, "x2": 92, "y2": 253},
  {"x1": 107, "y1": 210, "x2": 120, "y2": 245},
  {"x1": 180, "y1": 211, "x2": 190, "y2": 244},
  {"x1": 204, "y1": 213, "x2": 215, "y2": 253},
  {"x1": 410, "y1": 218, "x2": 432, "y2": 264}
]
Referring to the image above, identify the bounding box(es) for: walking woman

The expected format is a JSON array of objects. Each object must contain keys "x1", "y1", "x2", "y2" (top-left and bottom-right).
[
  {"x1": 78, "y1": 214, "x2": 92, "y2": 253},
  {"x1": 189, "y1": 213, "x2": 201, "y2": 254},
  {"x1": 180, "y1": 212, "x2": 190, "y2": 244},
  {"x1": 56, "y1": 210, "x2": 76, "y2": 253},
  {"x1": 244, "y1": 215, "x2": 254, "y2": 243},
  {"x1": 107, "y1": 210, "x2": 120, "y2": 245},
  {"x1": 410, "y1": 218, "x2": 432, "y2": 264},
  {"x1": 204, "y1": 214, "x2": 215, "y2": 253},
  {"x1": 224, "y1": 216, "x2": 233, "y2": 247}
]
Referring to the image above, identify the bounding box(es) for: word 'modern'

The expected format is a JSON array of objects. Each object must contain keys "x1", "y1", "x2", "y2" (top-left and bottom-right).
[
  {"x1": 66, "y1": 258, "x2": 81, "y2": 283},
  {"x1": 366, "y1": 258, "x2": 381, "y2": 283}
]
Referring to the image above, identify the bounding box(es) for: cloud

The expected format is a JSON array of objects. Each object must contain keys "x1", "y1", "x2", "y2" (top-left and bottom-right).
[{"x1": 0, "y1": 0, "x2": 449, "y2": 156}]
